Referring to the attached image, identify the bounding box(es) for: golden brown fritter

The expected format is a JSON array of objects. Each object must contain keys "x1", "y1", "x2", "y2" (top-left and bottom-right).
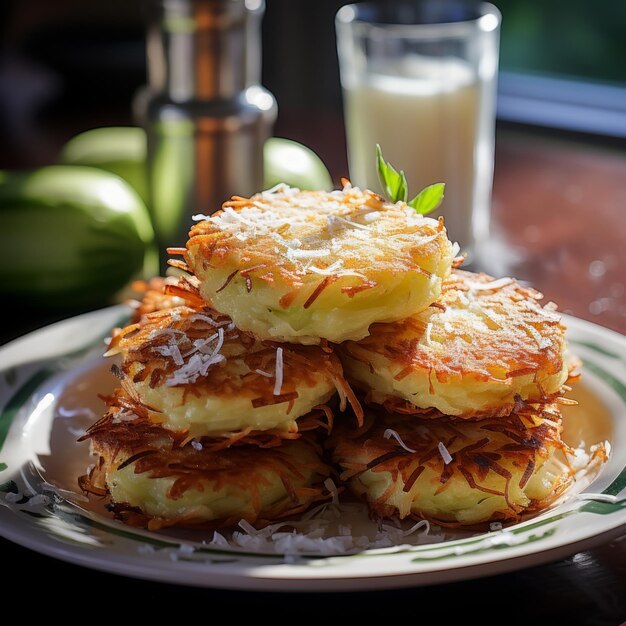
[
  {"x1": 80, "y1": 396, "x2": 332, "y2": 530},
  {"x1": 328, "y1": 402, "x2": 588, "y2": 526},
  {"x1": 340, "y1": 270, "x2": 569, "y2": 418},
  {"x1": 181, "y1": 184, "x2": 455, "y2": 344},
  {"x1": 107, "y1": 292, "x2": 360, "y2": 439},
  {"x1": 127, "y1": 276, "x2": 192, "y2": 319}
]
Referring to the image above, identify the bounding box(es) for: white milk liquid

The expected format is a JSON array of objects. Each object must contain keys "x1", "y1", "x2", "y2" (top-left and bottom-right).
[{"x1": 344, "y1": 56, "x2": 480, "y2": 253}]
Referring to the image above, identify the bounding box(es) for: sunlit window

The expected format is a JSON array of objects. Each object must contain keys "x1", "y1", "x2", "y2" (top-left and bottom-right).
[{"x1": 496, "y1": 0, "x2": 626, "y2": 136}]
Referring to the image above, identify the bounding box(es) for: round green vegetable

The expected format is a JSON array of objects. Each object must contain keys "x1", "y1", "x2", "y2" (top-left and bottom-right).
[
  {"x1": 59, "y1": 127, "x2": 334, "y2": 196},
  {"x1": 263, "y1": 137, "x2": 333, "y2": 191},
  {"x1": 0, "y1": 166, "x2": 155, "y2": 308},
  {"x1": 59, "y1": 127, "x2": 149, "y2": 205}
]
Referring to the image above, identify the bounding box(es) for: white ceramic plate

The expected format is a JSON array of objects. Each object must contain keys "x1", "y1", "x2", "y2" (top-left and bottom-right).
[{"x1": 1, "y1": 305, "x2": 625, "y2": 591}]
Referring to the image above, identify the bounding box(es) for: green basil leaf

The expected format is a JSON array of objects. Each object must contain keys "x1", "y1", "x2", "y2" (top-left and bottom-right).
[
  {"x1": 376, "y1": 144, "x2": 408, "y2": 203},
  {"x1": 375, "y1": 145, "x2": 445, "y2": 215},
  {"x1": 408, "y1": 182, "x2": 445, "y2": 215}
]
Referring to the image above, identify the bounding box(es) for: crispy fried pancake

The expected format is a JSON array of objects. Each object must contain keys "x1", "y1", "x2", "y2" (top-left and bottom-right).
[
  {"x1": 80, "y1": 400, "x2": 332, "y2": 529},
  {"x1": 183, "y1": 184, "x2": 455, "y2": 344},
  {"x1": 328, "y1": 403, "x2": 580, "y2": 526},
  {"x1": 128, "y1": 276, "x2": 191, "y2": 319},
  {"x1": 340, "y1": 270, "x2": 569, "y2": 418},
  {"x1": 106, "y1": 301, "x2": 359, "y2": 439}
]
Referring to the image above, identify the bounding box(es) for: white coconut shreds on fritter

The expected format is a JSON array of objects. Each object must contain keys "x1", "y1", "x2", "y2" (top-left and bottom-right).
[
  {"x1": 80, "y1": 403, "x2": 332, "y2": 531},
  {"x1": 328, "y1": 404, "x2": 607, "y2": 526},
  {"x1": 339, "y1": 270, "x2": 569, "y2": 418},
  {"x1": 181, "y1": 184, "x2": 456, "y2": 344},
  {"x1": 105, "y1": 301, "x2": 360, "y2": 440}
]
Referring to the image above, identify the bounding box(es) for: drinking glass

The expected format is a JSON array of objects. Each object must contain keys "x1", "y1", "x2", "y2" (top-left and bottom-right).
[{"x1": 336, "y1": 1, "x2": 501, "y2": 264}]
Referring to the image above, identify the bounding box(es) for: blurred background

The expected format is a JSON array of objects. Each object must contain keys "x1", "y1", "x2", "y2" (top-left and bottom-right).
[
  {"x1": 1, "y1": 6, "x2": 626, "y2": 617},
  {"x1": 1, "y1": 0, "x2": 625, "y2": 170},
  {"x1": 0, "y1": 0, "x2": 625, "y2": 338}
]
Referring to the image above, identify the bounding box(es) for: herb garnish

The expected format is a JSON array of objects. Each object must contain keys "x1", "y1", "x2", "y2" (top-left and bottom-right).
[{"x1": 376, "y1": 144, "x2": 445, "y2": 215}]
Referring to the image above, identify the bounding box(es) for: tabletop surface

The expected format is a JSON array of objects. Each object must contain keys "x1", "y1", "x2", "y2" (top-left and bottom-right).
[{"x1": 1, "y1": 122, "x2": 625, "y2": 624}]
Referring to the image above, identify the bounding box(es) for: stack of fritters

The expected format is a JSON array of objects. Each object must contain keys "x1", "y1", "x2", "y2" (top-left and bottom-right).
[
  {"x1": 331, "y1": 270, "x2": 579, "y2": 526},
  {"x1": 81, "y1": 183, "x2": 595, "y2": 531},
  {"x1": 81, "y1": 285, "x2": 344, "y2": 529}
]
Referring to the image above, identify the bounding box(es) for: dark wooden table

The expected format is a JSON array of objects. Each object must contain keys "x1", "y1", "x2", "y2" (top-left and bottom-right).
[{"x1": 1, "y1": 121, "x2": 625, "y2": 624}]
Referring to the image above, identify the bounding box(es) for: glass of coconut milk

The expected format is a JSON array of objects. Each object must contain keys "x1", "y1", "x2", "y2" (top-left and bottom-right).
[{"x1": 336, "y1": 1, "x2": 501, "y2": 265}]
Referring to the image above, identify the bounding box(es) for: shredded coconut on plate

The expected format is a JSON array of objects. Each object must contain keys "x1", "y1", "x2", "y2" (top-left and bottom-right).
[{"x1": 273, "y1": 347, "x2": 284, "y2": 395}]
